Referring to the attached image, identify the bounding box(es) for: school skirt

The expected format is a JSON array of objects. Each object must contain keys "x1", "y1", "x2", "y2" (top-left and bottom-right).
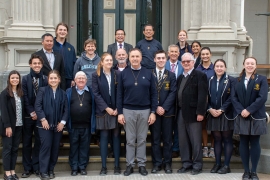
[
  {"x1": 206, "y1": 113, "x2": 234, "y2": 131},
  {"x1": 234, "y1": 116, "x2": 267, "y2": 135},
  {"x1": 96, "y1": 113, "x2": 118, "y2": 130}
]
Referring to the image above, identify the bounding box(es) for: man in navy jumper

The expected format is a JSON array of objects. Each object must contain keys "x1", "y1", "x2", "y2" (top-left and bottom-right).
[
  {"x1": 117, "y1": 48, "x2": 158, "y2": 176},
  {"x1": 53, "y1": 22, "x2": 77, "y2": 89},
  {"x1": 135, "y1": 24, "x2": 163, "y2": 69}
]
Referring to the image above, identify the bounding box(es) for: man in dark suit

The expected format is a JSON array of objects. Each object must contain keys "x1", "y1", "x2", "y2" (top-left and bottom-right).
[
  {"x1": 34, "y1": 33, "x2": 66, "y2": 89},
  {"x1": 107, "y1": 29, "x2": 133, "y2": 66},
  {"x1": 150, "y1": 50, "x2": 176, "y2": 174},
  {"x1": 176, "y1": 52, "x2": 207, "y2": 175},
  {"x1": 21, "y1": 54, "x2": 48, "y2": 178}
]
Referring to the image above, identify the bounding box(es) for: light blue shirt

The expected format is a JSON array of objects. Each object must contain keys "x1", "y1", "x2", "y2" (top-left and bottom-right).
[{"x1": 76, "y1": 85, "x2": 89, "y2": 95}]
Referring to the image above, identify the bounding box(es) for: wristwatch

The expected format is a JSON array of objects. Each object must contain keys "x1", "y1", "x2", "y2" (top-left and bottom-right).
[{"x1": 151, "y1": 111, "x2": 155, "y2": 114}]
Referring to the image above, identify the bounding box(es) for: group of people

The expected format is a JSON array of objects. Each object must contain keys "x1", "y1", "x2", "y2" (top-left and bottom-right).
[{"x1": 0, "y1": 22, "x2": 268, "y2": 180}]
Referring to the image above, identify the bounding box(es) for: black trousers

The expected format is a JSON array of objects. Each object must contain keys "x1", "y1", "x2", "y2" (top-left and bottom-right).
[
  {"x1": 38, "y1": 128, "x2": 63, "y2": 173},
  {"x1": 22, "y1": 117, "x2": 40, "y2": 171},
  {"x1": 150, "y1": 115, "x2": 173, "y2": 166},
  {"x1": 2, "y1": 126, "x2": 23, "y2": 171},
  {"x1": 177, "y1": 109, "x2": 203, "y2": 170},
  {"x1": 69, "y1": 128, "x2": 91, "y2": 171}
]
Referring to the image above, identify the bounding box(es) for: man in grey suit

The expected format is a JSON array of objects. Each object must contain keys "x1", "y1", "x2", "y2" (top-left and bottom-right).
[{"x1": 107, "y1": 29, "x2": 133, "y2": 66}]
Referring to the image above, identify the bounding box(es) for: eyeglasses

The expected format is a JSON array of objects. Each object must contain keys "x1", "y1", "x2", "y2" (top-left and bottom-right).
[
  {"x1": 181, "y1": 60, "x2": 192, "y2": 64},
  {"x1": 116, "y1": 33, "x2": 125, "y2": 36}
]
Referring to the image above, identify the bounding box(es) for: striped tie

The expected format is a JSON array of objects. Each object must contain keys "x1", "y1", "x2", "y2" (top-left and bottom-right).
[
  {"x1": 158, "y1": 70, "x2": 162, "y2": 87},
  {"x1": 33, "y1": 77, "x2": 38, "y2": 93}
]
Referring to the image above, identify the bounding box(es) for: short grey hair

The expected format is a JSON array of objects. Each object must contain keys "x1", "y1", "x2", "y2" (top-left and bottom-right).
[
  {"x1": 75, "y1": 71, "x2": 87, "y2": 79},
  {"x1": 168, "y1": 44, "x2": 179, "y2": 51},
  {"x1": 181, "y1": 52, "x2": 195, "y2": 61}
]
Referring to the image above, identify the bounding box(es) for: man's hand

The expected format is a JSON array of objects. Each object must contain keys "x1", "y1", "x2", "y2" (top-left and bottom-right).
[
  {"x1": 148, "y1": 113, "x2": 156, "y2": 125},
  {"x1": 41, "y1": 120, "x2": 50, "y2": 130},
  {"x1": 118, "y1": 114, "x2": 125, "y2": 125},
  {"x1": 156, "y1": 106, "x2": 165, "y2": 116},
  {"x1": 197, "y1": 114, "x2": 204, "y2": 121},
  {"x1": 57, "y1": 123, "x2": 65, "y2": 132},
  {"x1": 6, "y1": 127, "x2": 12, "y2": 137},
  {"x1": 71, "y1": 81, "x2": 75, "y2": 87}
]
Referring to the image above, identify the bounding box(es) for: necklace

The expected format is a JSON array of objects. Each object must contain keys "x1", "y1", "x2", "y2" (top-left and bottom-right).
[
  {"x1": 77, "y1": 92, "x2": 85, "y2": 106},
  {"x1": 131, "y1": 68, "x2": 141, "y2": 86}
]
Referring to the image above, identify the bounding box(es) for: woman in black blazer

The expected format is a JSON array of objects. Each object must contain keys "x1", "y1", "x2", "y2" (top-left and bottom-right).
[
  {"x1": 231, "y1": 57, "x2": 268, "y2": 180},
  {"x1": 0, "y1": 70, "x2": 24, "y2": 180},
  {"x1": 207, "y1": 59, "x2": 236, "y2": 174},
  {"x1": 92, "y1": 53, "x2": 120, "y2": 176},
  {"x1": 34, "y1": 70, "x2": 68, "y2": 180}
]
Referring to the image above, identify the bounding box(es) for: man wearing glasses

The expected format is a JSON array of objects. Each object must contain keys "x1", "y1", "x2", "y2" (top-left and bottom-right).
[
  {"x1": 176, "y1": 52, "x2": 208, "y2": 175},
  {"x1": 107, "y1": 29, "x2": 133, "y2": 66}
]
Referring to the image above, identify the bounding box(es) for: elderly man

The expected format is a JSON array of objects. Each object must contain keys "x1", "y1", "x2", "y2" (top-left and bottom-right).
[
  {"x1": 176, "y1": 52, "x2": 207, "y2": 175},
  {"x1": 117, "y1": 48, "x2": 158, "y2": 176},
  {"x1": 113, "y1": 48, "x2": 128, "y2": 71},
  {"x1": 66, "y1": 71, "x2": 96, "y2": 176},
  {"x1": 150, "y1": 50, "x2": 176, "y2": 174},
  {"x1": 107, "y1": 29, "x2": 133, "y2": 65}
]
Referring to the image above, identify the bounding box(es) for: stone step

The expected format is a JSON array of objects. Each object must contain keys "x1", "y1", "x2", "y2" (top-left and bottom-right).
[{"x1": 0, "y1": 155, "x2": 243, "y2": 174}]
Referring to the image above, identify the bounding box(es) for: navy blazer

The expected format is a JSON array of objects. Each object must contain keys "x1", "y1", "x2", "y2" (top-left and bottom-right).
[
  {"x1": 107, "y1": 42, "x2": 133, "y2": 65},
  {"x1": 165, "y1": 60, "x2": 184, "y2": 78},
  {"x1": 152, "y1": 69, "x2": 177, "y2": 116},
  {"x1": 231, "y1": 74, "x2": 268, "y2": 120},
  {"x1": 0, "y1": 89, "x2": 24, "y2": 136},
  {"x1": 34, "y1": 49, "x2": 66, "y2": 89},
  {"x1": 92, "y1": 69, "x2": 119, "y2": 116},
  {"x1": 177, "y1": 69, "x2": 208, "y2": 123},
  {"x1": 208, "y1": 75, "x2": 236, "y2": 119},
  {"x1": 22, "y1": 74, "x2": 48, "y2": 116}
]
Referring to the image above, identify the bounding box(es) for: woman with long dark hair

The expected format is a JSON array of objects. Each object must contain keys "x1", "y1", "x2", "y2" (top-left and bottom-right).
[
  {"x1": 232, "y1": 57, "x2": 268, "y2": 180},
  {"x1": 207, "y1": 59, "x2": 236, "y2": 174},
  {"x1": 191, "y1": 41, "x2": 202, "y2": 69},
  {"x1": 0, "y1": 70, "x2": 24, "y2": 180},
  {"x1": 35, "y1": 70, "x2": 68, "y2": 180},
  {"x1": 92, "y1": 53, "x2": 120, "y2": 175}
]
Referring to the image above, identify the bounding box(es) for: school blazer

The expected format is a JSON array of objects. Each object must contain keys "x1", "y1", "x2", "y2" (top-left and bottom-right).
[{"x1": 152, "y1": 69, "x2": 177, "y2": 116}]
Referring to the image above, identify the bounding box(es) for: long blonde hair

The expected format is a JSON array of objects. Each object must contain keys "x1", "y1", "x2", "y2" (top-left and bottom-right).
[{"x1": 96, "y1": 53, "x2": 113, "y2": 76}]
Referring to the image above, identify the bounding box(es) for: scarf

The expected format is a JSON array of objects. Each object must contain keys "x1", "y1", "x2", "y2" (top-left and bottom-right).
[
  {"x1": 210, "y1": 73, "x2": 227, "y2": 109},
  {"x1": 236, "y1": 72, "x2": 256, "y2": 108},
  {"x1": 43, "y1": 86, "x2": 65, "y2": 129},
  {"x1": 27, "y1": 69, "x2": 46, "y2": 102}
]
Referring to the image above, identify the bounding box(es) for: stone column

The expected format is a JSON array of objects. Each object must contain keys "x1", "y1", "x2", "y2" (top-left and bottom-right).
[
  {"x1": 6, "y1": 0, "x2": 45, "y2": 38},
  {"x1": 197, "y1": 0, "x2": 235, "y2": 40},
  {"x1": 188, "y1": 0, "x2": 202, "y2": 40},
  {"x1": 0, "y1": 0, "x2": 11, "y2": 37},
  {"x1": 41, "y1": 0, "x2": 55, "y2": 34}
]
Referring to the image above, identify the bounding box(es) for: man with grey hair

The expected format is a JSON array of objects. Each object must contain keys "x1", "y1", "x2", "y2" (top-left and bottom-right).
[
  {"x1": 165, "y1": 44, "x2": 184, "y2": 158},
  {"x1": 66, "y1": 71, "x2": 96, "y2": 176},
  {"x1": 176, "y1": 52, "x2": 207, "y2": 175},
  {"x1": 113, "y1": 48, "x2": 128, "y2": 71}
]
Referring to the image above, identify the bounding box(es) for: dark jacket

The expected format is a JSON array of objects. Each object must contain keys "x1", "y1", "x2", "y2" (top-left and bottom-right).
[
  {"x1": 177, "y1": 69, "x2": 208, "y2": 123},
  {"x1": 107, "y1": 42, "x2": 133, "y2": 65},
  {"x1": 231, "y1": 74, "x2": 268, "y2": 120},
  {"x1": 34, "y1": 86, "x2": 68, "y2": 128},
  {"x1": 152, "y1": 69, "x2": 177, "y2": 116},
  {"x1": 66, "y1": 86, "x2": 96, "y2": 134},
  {"x1": 0, "y1": 89, "x2": 24, "y2": 136},
  {"x1": 22, "y1": 74, "x2": 48, "y2": 116},
  {"x1": 33, "y1": 49, "x2": 66, "y2": 89},
  {"x1": 92, "y1": 69, "x2": 119, "y2": 116},
  {"x1": 53, "y1": 38, "x2": 77, "y2": 80},
  {"x1": 208, "y1": 75, "x2": 236, "y2": 120}
]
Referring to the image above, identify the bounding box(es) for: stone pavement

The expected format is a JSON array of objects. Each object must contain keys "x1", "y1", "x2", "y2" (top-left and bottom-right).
[{"x1": 4, "y1": 170, "x2": 270, "y2": 180}]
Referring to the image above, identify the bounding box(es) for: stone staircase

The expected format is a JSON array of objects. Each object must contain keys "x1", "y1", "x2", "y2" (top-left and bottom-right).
[{"x1": 0, "y1": 130, "x2": 243, "y2": 174}]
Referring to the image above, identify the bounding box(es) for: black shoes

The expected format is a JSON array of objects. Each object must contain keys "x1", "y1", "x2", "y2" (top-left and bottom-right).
[
  {"x1": 12, "y1": 174, "x2": 19, "y2": 180},
  {"x1": 177, "y1": 167, "x2": 192, "y2": 173},
  {"x1": 40, "y1": 173, "x2": 50, "y2": 180},
  {"x1": 164, "y1": 164, "x2": 172, "y2": 174},
  {"x1": 191, "y1": 169, "x2": 202, "y2": 175},
  {"x1": 34, "y1": 170, "x2": 40, "y2": 176},
  {"x1": 22, "y1": 171, "x2": 32, "y2": 178},
  {"x1": 210, "y1": 164, "x2": 221, "y2": 173},
  {"x1": 151, "y1": 166, "x2": 161, "y2": 173},
  {"x1": 48, "y1": 171, "x2": 55, "y2": 179},
  {"x1": 99, "y1": 167, "x2": 107, "y2": 176},
  {"x1": 71, "y1": 170, "x2": 78, "y2": 176},
  {"x1": 4, "y1": 174, "x2": 14, "y2": 180},
  {"x1": 80, "y1": 169, "x2": 87, "y2": 175},
  {"x1": 242, "y1": 172, "x2": 250, "y2": 180},
  {"x1": 124, "y1": 165, "x2": 134, "y2": 176},
  {"x1": 250, "y1": 172, "x2": 259, "y2": 180},
  {"x1": 217, "y1": 165, "x2": 231, "y2": 174},
  {"x1": 114, "y1": 166, "x2": 121, "y2": 175},
  {"x1": 172, "y1": 151, "x2": 180, "y2": 158},
  {"x1": 139, "y1": 166, "x2": 148, "y2": 176}
]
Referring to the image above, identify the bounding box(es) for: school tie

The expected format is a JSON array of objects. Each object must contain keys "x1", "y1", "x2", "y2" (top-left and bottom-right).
[
  {"x1": 171, "y1": 63, "x2": 175, "y2": 73},
  {"x1": 158, "y1": 70, "x2": 162, "y2": 87},
  {"x1": 33, "y1": 77, "x2": 39, "y2": 93},
  {"x1": 119, "y1": 43, "x2": 123, "y2": 49}
]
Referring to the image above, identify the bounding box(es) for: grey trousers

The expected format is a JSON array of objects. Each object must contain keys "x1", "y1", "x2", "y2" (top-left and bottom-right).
[
  {"x1": 177, "y1": 109, "x2": 203, "y2": 170},
  {"x1": 123, "y1": 108, "x2": 150, "y2": 167}
]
